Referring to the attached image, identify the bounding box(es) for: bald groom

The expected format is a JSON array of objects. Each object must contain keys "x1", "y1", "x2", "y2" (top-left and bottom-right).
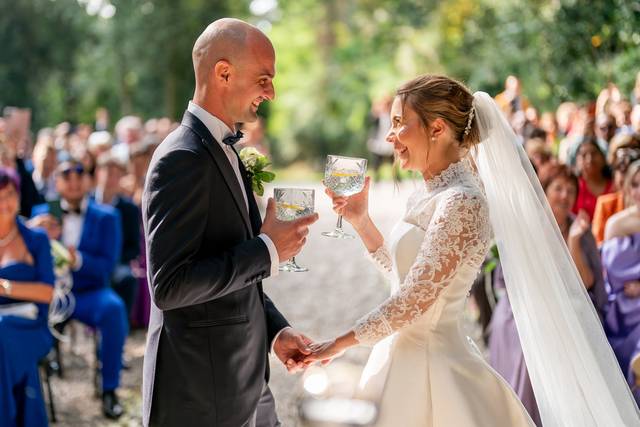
[{"x1": 142, "y1": 18, "x2": 319, "y2": 427}]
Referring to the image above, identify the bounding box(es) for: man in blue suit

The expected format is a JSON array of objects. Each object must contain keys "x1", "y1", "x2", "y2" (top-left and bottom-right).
[{"x1": 31, "y1": 160, "x2": 127, "y2": 420}]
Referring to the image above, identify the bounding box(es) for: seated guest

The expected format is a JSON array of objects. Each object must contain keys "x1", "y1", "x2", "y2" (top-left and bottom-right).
[
  {"x1": 94, "y1": 153, "x2": 140, "y2": 320},
  {"x1": 119, "y1": 141, "x2": 155, "y2": 327},
  {"x1": 120, "y1": 138, "x2": 155, "y2": 207},
  {"x1": 602, "y1": 160, "x2": 640, "y2": 404},
  {"x1": 130, "y1": 227, "x2": 150, "y2": 328},
  {"x1": 572, "y1": 136, "x2": 614, "y2": 221},
  {"x1": 30, "y1": 160, "x2": 126, "y2": 419},
  {"x1": 0, "y1": 167, "x2": 55, "y2": 427},
  {"x1": 524, "y1": 136, "x2": 553, "y2": 172},
  {"x1": 489, "y1": 164, "x2": 607, "y2": 426},
  {"x1": 594, "y1": 112, "x2": 617, "y2": 144},
  {"x1": 593, "y1": 134, "x2": 640, "y2": 245}
]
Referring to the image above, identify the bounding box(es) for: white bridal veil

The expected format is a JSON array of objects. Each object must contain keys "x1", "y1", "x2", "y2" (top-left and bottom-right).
[{"x1": 472, "y1": 91, "x2": 640, "y2": 426}]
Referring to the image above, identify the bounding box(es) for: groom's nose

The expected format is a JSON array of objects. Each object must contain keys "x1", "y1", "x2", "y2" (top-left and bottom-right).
[{"x1": 264, "y1": 81, "x2": 275, "y2": 101}]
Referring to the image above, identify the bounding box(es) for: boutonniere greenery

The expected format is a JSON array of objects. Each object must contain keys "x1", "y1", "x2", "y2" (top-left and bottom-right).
[{"x1": 239, "y1": 147, "x2": 275, "y2": 196}]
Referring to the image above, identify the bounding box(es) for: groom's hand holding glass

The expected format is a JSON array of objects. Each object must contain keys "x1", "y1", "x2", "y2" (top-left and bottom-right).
[
  {"x1": 260, "y1": 197, "x2": 319, "y2": 262},
  {"x1": 261, "y1": 196, "x2": 319, "y2": 372}
]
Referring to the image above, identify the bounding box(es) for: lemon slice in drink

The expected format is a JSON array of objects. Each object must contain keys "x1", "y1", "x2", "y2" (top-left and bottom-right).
[
  {"x1": 278, "y1": 203, "x2": 305, "y2": 211},
  {"x1": 330, "y1": 171, "x2": 359, "y2": 178}
]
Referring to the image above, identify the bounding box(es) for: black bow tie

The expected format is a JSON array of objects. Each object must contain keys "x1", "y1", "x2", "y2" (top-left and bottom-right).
[
  {"x1": 62, "y1": 206, "x2": 82, "y2": 215},
  {"x1": 222, "y1": 130, "x2": 244, "y2": 146}
]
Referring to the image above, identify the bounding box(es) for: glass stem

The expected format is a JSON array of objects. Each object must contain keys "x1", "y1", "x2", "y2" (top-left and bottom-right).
[
  {"x1": 290, "y1": 256, "x2": 297, "y2": 265},
  {"x1": 336, "y1": 215, "x2": 344, "y2": 232}
]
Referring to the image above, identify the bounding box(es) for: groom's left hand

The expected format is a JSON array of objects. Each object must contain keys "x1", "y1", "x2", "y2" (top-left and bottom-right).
[{"x1": 273, "y1": 328, "x2": 314, "y2": 374}]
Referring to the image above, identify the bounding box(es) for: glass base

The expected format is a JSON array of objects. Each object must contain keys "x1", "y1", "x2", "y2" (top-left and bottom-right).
[
  {"x1": 322, "y1": 228, "x2": 356, "y2": 239},
  {"x1": 279, "y1": 260, "x2": 309, "y2": 272}
]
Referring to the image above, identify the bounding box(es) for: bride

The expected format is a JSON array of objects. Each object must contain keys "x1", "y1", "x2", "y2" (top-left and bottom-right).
[{"x1": 305, "y1": 74, "x2": 640, "y2": 426}]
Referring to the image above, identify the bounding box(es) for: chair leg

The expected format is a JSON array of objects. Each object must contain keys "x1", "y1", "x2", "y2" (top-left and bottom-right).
[
  {"x1": 40, "y1": 361, "x2": 57, "y2": 423},
  {"x1": 46, "y1": 365, "x2": 57, "y2": 423},
  {"x1": 55, "y1": 338, "x2": 64, "y2": 378},
  {"x1": 94, "y1": 330, "x2": 102, "y2": 397},
  {"x1": 52, "y1": 325, "x2": 65, "y2": 379}
]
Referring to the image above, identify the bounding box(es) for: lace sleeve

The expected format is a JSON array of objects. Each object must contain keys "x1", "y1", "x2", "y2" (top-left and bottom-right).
[
  {"x1": 365, "y1": 244, "x2": 394, "y2": 279},
  {"x1": 353, "y1": 191, "x2": 489, "y2": 345}
]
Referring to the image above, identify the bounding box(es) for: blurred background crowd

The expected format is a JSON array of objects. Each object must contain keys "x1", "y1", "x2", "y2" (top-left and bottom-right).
[{"x1": 2, "y1": 0, "x2": 640, "y2": 426}]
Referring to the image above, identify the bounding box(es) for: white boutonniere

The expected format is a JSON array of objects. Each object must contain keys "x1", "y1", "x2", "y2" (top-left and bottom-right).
[{"x1": 239, "y1": 147, "x2": 275, "y2": 196}]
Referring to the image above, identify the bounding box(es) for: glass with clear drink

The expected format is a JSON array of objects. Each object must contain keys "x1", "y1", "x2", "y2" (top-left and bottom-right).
[
  {"x1": 322, "y1": 155, "x2": 367, "y2": 239},
  {"x1": 274, "y1": 188, "x2": 315, "y2": 272}
]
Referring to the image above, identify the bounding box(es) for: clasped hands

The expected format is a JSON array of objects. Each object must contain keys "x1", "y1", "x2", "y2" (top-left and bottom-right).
[{"x1": 273, "y1": 328, "x2": 356, "y2": 374}]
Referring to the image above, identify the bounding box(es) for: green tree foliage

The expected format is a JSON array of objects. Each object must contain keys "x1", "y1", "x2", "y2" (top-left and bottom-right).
[
  {"x1": 1, "y1": 0, "x2": 247, "y2": 128},
  {"x1": 0, "y1": 0, "x2": 90, "y2": 128},
  {"x1": 438, "y1": 0, "x2": 640, "y2": 109},
  {"x1": 2, "y1": 0, "x2": 639, "y2": 161}
]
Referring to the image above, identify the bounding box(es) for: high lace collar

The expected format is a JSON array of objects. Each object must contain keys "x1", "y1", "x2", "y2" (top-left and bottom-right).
[
  {"x1": 404, "y1": 158, "x2": 482, "y2": 228},
  {"x1": 424, "y1": 160, "x2": 469, "y2": 192}
]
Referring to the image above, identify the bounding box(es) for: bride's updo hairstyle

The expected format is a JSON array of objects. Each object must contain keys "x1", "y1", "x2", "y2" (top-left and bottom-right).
[{"x1": 396, "y1": 74, "x2": 480, "y2": 150}]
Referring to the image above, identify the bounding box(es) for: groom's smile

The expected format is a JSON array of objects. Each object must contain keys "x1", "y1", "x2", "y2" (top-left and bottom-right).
[{"x1": 252, "y1": 97, "x2": 265, "y2": 111}]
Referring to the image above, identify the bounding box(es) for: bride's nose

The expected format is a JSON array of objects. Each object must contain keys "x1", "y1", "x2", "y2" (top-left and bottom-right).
[{"x1": 385, "y1": 130, "x2": 396, "y2": 144}]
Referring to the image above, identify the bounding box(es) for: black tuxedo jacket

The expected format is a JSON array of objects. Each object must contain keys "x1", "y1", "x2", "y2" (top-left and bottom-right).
[{"x1": 142, "y1": 111, "x2": 289, "y2": 427}]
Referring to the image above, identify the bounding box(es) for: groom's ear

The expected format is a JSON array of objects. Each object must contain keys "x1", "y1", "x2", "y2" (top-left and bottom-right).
[{"x1": 213, "y1": 60, "x2": 232, "y2": 85}]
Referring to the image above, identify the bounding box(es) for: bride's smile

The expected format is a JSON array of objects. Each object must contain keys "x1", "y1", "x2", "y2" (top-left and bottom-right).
[{"x1": 386, "y1": 96, "x2": 430, "y2": 171}]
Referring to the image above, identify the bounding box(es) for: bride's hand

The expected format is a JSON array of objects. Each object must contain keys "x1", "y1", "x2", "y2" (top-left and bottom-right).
[
  {"x1": 324, "y1": 176, "x2": 371, "y2": 229},
  {"x1": 304, "y1": 339, "x2": 346, "y2": 366}
]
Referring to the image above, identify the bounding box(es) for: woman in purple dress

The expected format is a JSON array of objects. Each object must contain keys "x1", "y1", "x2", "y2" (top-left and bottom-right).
[
  {"x1": 602, "y1": 159, "x2": 640, "y2": 403},
  {"x1": 489, "y1": 163, "x2": 608, "y2": 426}
]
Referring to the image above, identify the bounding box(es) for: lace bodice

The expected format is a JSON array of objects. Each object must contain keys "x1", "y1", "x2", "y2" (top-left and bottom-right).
[{"x1": 354, "y1": 159, "x2": 492, "y2": 345}]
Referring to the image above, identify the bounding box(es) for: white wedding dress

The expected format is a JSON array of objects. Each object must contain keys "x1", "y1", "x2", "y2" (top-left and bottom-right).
[{"x1": 354, "y1": 158, "x2": 535, "y2": 427}]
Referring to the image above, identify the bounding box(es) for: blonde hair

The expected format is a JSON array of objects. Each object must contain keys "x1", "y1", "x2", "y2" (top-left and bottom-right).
[{"x1": 396, "y1": 74, "x2": 479, "y2": 150}]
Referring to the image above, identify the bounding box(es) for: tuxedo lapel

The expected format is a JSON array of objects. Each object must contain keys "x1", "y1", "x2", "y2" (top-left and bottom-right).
[
  {"x1": 234, "y1": 149, "x2": 263, "y2": 236},
  {"x1": 234, "y1": 149, "x2": 266, "y2": 303},
  {"x1": 180, "y1": 111, "x2": 252, "y2": 235}
]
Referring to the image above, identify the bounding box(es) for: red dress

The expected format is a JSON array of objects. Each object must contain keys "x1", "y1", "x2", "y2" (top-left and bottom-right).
[{"x1": 572, "y1": 177, "x2": 614, "y2": 221}]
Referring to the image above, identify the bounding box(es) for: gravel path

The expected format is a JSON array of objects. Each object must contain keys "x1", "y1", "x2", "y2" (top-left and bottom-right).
[{"x1": 50, "y1": 180, "x2": 480, "y2": 426}]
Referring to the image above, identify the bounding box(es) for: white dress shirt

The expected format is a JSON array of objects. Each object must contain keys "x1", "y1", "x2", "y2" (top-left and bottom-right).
[
  {"x1": 61, "y1": 198, "x2": 88, "y2": 270},
  {"x1": 187, "y1": 101, "x2": 279, "y2": 278}
]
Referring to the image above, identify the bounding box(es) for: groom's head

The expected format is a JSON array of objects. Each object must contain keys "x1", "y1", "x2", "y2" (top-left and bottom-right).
[{"x1": 192, "y1": 18, "x2": 275, "y2": 129}]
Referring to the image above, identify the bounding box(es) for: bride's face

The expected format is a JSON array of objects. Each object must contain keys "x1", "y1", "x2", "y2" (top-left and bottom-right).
[{"x1": 386, "y1": 97, "x2": 430, "y2": 171}]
